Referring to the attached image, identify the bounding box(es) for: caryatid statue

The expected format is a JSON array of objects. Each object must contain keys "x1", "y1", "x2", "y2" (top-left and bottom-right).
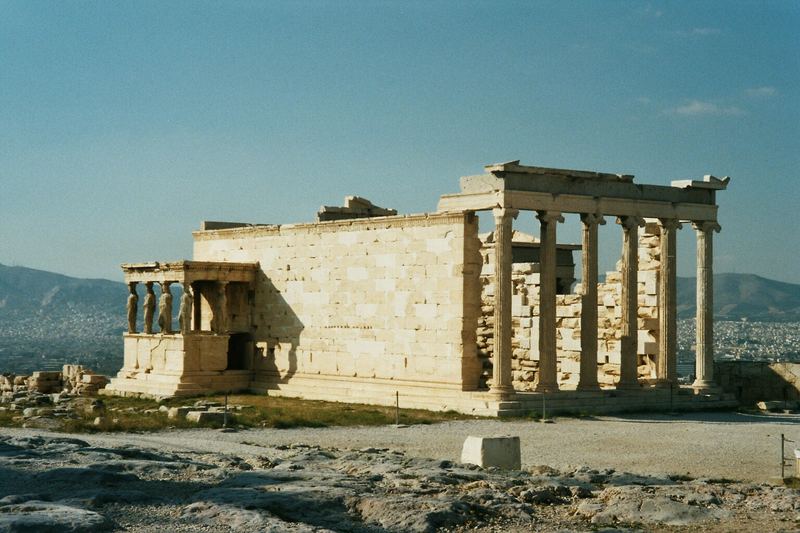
[
  {"x1": 126, "y1": 282, "x2": 138, "y2": 333},
  {"x1": 143, "y1": 282, "x2": 156, "y2": 334},
  {"x1": 178, "y1": 282, "x2": 193, "y2": 334},
  {"x1": 158, "y1": 281, "x2": 173, "y2": 334}
]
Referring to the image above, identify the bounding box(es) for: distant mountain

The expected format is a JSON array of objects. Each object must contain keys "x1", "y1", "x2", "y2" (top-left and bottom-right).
[
  {"x1": 0, "y1": 264, "x2": 128, "y2": 375},
  {"x1": 677, "y1": 273, "x2": 800, "y2": 321},
  {"x1": 0, "y1": 263, "x2": 124, "y2": 316}
]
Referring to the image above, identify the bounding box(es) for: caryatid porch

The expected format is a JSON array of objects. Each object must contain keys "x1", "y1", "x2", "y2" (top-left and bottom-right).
[
  {"x1": 438, "y1": 161, "x2": 730, "y2": 400},
  {"x1": 105, "y1": 260, "x2": 259, "y2": 397}
]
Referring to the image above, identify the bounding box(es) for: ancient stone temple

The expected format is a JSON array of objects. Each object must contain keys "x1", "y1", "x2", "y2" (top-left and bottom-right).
[{"x1": 103, "y1": 162, "x2": 733, "y2": 415}]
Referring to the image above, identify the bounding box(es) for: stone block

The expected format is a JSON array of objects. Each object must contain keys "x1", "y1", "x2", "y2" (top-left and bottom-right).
[
  {"x1": 81, "y1": 374, "x2": 109, "y2": 385},
  {"x1": 461, "y1": 435, "x2": 521, "y2": 470},
  {"x1": 167, "y1": 406, "x2": 195, "y2": 420},
  {"x1": 185, "y1": 411, "x2": 228, "y2": 424},
  {"x1": 31, "y1": 371, "x2": 61, "y2": 381},
  {"x1": 756, "y1": 400, "x2": 784, "y2": 412},
  {"x1": 795, "y1": 449, "x2": 800, "y2": 478}
]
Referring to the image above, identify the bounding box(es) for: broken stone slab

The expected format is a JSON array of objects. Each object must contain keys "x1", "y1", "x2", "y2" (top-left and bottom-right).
[
  {"x1": 81, "y1": 374, "x2": 109, "y2": 385},
  {"x1": 795, "y1": 449, "x2": 800, "y2": 478},
  {"x1": 756, "y1": 400, "x2": 785, "y2": 412},
  {"x1": 461, "y1": 435, "x2": 521, "y2": 470},
  {"x1": 185, "y1": 411, "x2": 228, "y2": 425},
  {"x1": 167, "y1": 406, "x2": 196, "y2": 420}
]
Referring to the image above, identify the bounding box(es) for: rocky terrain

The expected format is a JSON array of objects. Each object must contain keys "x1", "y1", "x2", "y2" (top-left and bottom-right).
[{"x1": 0, "y1": 428, "x2": 797, "y2": 532}]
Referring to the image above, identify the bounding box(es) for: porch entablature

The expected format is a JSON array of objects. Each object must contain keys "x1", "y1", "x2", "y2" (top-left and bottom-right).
[{"x1": 121, "y1": 260, "x2": 259, "y2": 285}]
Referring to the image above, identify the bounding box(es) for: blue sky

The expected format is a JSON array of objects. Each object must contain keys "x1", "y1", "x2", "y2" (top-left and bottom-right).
[{"x1": 1, "y1": 1, "x2": 798, "y2": 283}]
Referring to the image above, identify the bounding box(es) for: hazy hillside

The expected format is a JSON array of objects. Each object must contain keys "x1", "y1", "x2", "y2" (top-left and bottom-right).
[
  {"x1": 0, "y1": 263, "x2": 124, "y2": 317},
  {"x1": 0, "y1": 264, "x2": 127, "y2": 375},
  {"x1": 677, "y1": 273, "x2": 800, "y2": 321}
]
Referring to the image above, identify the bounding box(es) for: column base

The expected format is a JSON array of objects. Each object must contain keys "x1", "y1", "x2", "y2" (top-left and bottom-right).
[
  {"x1": 691, "y1": 380, "x2": 719, "y2": 393},
  {"x1": 575, "y1": 382, "x2": 600, "y2": 392},
  {"x1": 488, "y1": 385, "x2": 516, "y2": 400},
  {"x1": 535, "y1": 382, "x2": 560, "y2": 393},
  {"x1": 615, "y1": 380, "x2": 641, "y2": 390},
  {"x1": 653, "y1": 379, "x2": 678, "y2": 389}
]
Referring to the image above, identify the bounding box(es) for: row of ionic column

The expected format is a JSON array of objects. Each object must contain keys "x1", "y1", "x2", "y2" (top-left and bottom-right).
[{"x1": 489, "y1": 208, "x2": 720, "y2": 398}]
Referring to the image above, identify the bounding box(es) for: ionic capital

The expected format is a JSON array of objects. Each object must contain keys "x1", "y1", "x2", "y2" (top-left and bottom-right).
[
  {"x1": 580, "y1": 213, "x2": 606, "y2": 226},
  {"x1": 658, "y1": 218, "x2": 683, "y2": 231},
  {"x1": 492, "y1": 207, "x2": 519, "y2": 224},
  {"x1": 536, "y1": 210, "x2": 565, "y2": 224},
  {"x1": 691, "y1": 220, "x2": 721, "y2": 233},
  {"x1": 616, "y1": 215, "x2": 645, "y2": 230}
]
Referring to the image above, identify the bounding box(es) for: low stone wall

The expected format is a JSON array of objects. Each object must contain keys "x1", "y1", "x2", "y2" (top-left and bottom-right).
[{"x1": 715, "y1": 361, "x2": 800, "y2": 405}]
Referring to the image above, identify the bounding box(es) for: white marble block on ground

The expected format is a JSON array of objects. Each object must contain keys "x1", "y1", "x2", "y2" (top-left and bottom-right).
[
  {"x1": 795, "y1": 449, "x2": 800, "y2": 478},
  {"x1": 461, "y1": 435, "x2": 521, "y2": 470}
]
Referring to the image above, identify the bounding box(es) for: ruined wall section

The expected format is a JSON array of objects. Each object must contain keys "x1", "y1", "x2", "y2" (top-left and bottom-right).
[
  {"x1": 478, "y1": 221, "x2": 662, "y2": 390},
  {"x1": 716, "y1": 361, "x2": 800, "y2": 405},
  {"x1": 592, "y1": 221, "x2": 661, "y2": 385},
  {"x1": 193, "y1": 212, "x2": 482, "y2": 389}
]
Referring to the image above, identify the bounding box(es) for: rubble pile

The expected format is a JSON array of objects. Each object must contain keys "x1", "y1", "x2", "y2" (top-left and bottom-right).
[
  {"x1": 0, "y1": 365, "x2": 111, "y2": 429},
  {"x1": 1, "y1": 364, "x2": 109, "y2": 398}
]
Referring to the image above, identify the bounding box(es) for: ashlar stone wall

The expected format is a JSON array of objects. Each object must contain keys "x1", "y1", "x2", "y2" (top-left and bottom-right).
[{"x1": 192, "y1": 212, "x2": 483, "y2": 390}]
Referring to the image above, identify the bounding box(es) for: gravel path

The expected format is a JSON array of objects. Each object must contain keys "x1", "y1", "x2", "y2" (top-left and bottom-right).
[{"x1": 4, "y1": 411, "x2": 799, "y2": 483}]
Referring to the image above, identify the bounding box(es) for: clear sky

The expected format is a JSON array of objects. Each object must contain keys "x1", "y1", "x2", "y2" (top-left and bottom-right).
[{"x1": 1, "y1": 1, "x2": 798, "y2": 283}]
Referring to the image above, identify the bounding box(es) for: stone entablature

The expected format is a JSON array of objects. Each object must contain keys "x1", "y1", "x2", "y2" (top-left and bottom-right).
[{"x1": 122, "y1": 261, "x2": 259, "y2": 285}]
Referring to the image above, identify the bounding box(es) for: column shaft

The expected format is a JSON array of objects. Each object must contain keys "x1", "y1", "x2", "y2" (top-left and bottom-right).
[
  {"x1": 192, "y1": 283, "x2": 202, "y2": 332},
  {"x1": 490, "y1": 208, "x2": 518, "y2": 398},
  {"x1": 617, "y1": 216, "x2": 643, "y2": 389},
  {"x1": 657, "y1": 219, "x2": 681, "y2": 384},
  {"x1": 692, "y1": 221, "x2": 720, "y2": 391},
  {"x1": 578, "y1": 213, "x2": 604, "y2": 390},
  {"x1": 126, "y1": 282, "x2": 138, "y2": 334},
  {"x1": 536, "y1": 210, "x2": 563, "y2": 393},
  {"x1": 212, "y1": 281, "x2": 229, "y2": 334}
]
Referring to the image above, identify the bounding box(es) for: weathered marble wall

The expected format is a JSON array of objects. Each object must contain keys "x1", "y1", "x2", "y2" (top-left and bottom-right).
[{"x1": 193, "y1": 212, "x2": 483, "y2": 389}]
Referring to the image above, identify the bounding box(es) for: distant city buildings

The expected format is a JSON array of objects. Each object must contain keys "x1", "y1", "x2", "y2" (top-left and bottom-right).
[{"x1": 676, "y1": 319, "x2": 800, "y2": 379}]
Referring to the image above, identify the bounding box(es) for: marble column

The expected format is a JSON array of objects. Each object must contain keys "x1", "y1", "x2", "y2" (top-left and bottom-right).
[
  {"x1": 577, "y1": 213, "x2": 605, "y2": 391},
  {"x1": 617, "y1": 216, "x2": 644, "y2": 389},
  {"x1": 692, "y1": 221, "x2": 721, "y2": 392},
  {"x1": 192, "y1": 283, "x2": 202, "y2": 332},
  {"x1": 143, "y1": 282, "x2": 156, "y2": 334},
  {"x1": 126, "y1": 282, "x2": 138, "y2": 334},
  {"x1": 536, "y1": 210, "x2": 564, "y2": 393},
  {"x1": 211, "y1": 281, "x2": 229, "y2": 334},
  {"x1": 178, "y1": 282, "x2": 193, "y2": 335},
  {"x1": 490, "y1": 207, "x2": 518, "y2": 398},
  {"x1": 657, "y1": 219, "x2": 682, "y2": 385},
  {"x1": 158, "y1": 281, "x2": 173, "y2": 334}
]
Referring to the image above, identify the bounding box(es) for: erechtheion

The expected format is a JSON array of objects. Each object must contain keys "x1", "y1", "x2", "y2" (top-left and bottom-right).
[{"x1": 104, "y1": 161, "x2": 734, "y2": 415}]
